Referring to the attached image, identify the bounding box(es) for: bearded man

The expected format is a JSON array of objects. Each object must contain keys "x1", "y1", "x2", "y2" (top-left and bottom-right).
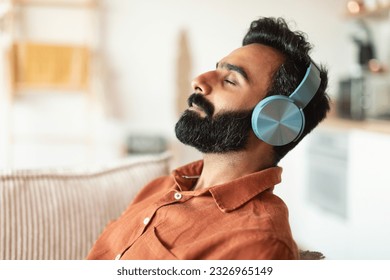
[{"x1": 87, "y1": 17, "x2": 330, "y2": 260}]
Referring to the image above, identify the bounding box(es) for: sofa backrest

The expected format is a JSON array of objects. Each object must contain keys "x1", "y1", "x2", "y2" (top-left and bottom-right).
[{"x1": 0, "y1": 153, "x2": 171, "y2": 260}]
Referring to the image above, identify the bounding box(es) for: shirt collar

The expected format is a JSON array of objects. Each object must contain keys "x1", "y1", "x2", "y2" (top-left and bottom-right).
[{"x1": 172, "y1": 160, "x2": 282, "y2": 213}]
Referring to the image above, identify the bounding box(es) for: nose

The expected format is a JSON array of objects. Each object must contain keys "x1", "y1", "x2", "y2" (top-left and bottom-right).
[{"x1": 191, "y1": 71, "x2": 215, "y2": 95}]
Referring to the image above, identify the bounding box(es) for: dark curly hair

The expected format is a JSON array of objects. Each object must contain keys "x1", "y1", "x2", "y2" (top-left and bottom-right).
[{"x1": 243, "y1": 17, "x2": 330, "y2": 163}]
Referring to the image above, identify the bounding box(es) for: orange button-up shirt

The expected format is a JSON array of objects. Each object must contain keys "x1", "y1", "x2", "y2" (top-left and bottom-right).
[{"x1": 87, "y1": 160, "x2": 298, "y2": 260}]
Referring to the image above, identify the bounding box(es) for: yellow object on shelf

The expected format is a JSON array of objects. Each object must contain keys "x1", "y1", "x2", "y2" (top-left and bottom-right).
[{"x1": 11, "y1": 42, "x2": 90, "y2": 92}]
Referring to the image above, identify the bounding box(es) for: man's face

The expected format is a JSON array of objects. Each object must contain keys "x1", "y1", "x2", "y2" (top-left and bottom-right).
[{"x1": 175, "y1": 44, "x2": 284, "y2": 153}]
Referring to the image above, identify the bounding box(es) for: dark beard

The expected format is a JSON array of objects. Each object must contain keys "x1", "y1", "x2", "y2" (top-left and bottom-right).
[{"x1": 175, "y1": 94, "x2": 253, "y2": 153}]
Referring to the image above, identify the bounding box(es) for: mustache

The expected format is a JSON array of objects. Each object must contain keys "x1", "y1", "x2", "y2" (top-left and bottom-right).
[{"x1": 187, "y1": 93, "x2": 215, "y2": 117}]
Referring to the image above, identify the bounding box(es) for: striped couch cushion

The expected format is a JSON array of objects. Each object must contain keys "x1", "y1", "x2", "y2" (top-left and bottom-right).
[{"x1": 0, "y1": 153, "x2": 171, "y2": 260}]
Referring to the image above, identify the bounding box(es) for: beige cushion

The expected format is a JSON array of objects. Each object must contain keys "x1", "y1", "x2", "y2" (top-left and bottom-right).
[{"x1": 0, "y1": 153, "x2": 171, "y2": 260}]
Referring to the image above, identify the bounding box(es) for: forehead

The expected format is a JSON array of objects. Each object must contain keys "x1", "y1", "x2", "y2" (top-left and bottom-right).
[{"x1": 220, "y1": 44, "x2": 284, "y2": 86}]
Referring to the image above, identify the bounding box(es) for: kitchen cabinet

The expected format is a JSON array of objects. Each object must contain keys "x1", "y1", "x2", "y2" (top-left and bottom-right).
[
  {"x1": 276, "y1": 119, "x2": 390, "y2": 259},
  {"x1": 347, "y1": 129, "x2": 390, "y2": 258}
]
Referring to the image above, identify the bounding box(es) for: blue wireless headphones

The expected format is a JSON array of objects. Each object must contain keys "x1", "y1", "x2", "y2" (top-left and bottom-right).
[{"x1": 251, "y1": 62, "x2": 321, "y2": 146}]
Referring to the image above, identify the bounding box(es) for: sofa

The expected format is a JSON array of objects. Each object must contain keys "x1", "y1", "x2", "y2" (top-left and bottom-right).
[
  {"x1": 0, "y1": 152, "x2": 172, "y2": 260},
  {"x1": 0, "y1": 151, "x2": 323, "y2": 260}
]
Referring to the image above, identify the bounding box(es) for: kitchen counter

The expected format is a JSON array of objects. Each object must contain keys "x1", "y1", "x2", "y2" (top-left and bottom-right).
[{"x1": 321, "y1": 116, "x2": 390, "y2": 135}]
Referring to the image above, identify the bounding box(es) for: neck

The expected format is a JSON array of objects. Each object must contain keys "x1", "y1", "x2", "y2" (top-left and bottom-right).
[{"x1": 194, "y1": 136, "x2": 274, "y2": 190}]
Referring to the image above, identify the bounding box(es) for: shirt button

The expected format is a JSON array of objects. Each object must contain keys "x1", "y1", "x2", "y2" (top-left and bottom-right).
[
  {"x1": 115, "y1": 254, "x2": 121, "y2": 260},
  {"x1": 143, "y1": 217, "x2": 150, "y2": 225},
  {"x1": 174, "y1": 192, "x2": 182, "y2": 200}
]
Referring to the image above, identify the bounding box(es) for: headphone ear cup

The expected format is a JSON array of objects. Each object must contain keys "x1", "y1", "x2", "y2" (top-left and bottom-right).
[{"x1": 251, "y1": 96, "x2": 305, "y2": 146}]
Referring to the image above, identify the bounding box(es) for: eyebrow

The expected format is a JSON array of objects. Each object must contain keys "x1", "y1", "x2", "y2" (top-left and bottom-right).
[{"x1": 216, "y1": 62, "x2": 249, "y2": 82}]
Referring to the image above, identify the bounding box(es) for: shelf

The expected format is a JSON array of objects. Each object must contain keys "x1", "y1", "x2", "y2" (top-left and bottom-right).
[
  {"x1": 346, "y1": 2, "x2": 390, "y2": 18},
  {"x1": 323, "y1": 116, "x2": 390, "y2": 135},
  {"x1": 13, "y1": 0, "x2": 98, "y2": 9}
]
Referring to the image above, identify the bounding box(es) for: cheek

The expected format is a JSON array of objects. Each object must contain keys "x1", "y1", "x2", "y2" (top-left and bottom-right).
[
  {"x1": 211, "y1": 88, "x2": 266, "y2": 113},
  {"x1": 211, "y1": 97, "x2": 237, "y2": 113},
  {"x1": 213, "y1": 99, "x2": 257, "y2": 114}
]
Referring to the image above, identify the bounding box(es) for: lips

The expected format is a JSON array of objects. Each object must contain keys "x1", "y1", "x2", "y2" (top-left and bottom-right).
[
  {"x1": 187, "y1": 93, "x2": 214, "y2": 117},
  {"x1": 190, "y1": 103, "x2": 203, "y2": 112},
  {"x1": 189, "y1": 103, "x2": 207, "y2": 117}
]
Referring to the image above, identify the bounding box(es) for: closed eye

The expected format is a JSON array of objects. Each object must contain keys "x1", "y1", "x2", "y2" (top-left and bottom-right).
[{"x1": 224, "y1": 79, "x2": 236, "y2": 86}]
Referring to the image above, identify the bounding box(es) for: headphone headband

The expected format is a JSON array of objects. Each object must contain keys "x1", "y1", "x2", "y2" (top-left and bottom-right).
[{"x1": 290, "y1": 62, "x2": 321, "y2": 108}]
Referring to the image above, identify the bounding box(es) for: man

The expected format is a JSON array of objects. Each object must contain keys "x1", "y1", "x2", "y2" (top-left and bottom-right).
[{"x1": 87, "y1": 17, "x2": 330, "y2": 260}]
